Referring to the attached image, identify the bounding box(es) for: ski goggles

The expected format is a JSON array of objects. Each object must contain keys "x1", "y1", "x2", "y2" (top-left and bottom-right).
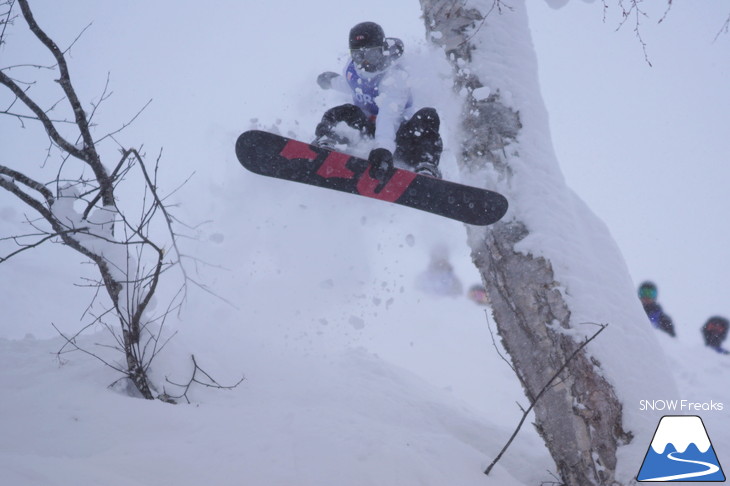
[
  {"x1": 638, "y1": 286, "x2": 657, "y2": 300},
  {"x1": 350, "y1": 47, "x2": 384, "y2": 67},
  {"x1": 706, "y1": 320, "x2": 729, "y2": 334}
]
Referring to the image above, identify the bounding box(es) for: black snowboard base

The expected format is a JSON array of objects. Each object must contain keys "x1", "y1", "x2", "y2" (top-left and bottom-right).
[{"x1": 235, "y1": 130, "x2": 508, "y2": 226}]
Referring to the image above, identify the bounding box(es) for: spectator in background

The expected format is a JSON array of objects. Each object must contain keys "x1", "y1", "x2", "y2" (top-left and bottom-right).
[
  {"x1": 638, "y1": 281, "x2": 676, "y2": 337},
  {"x1": 467, "y1": 284, "x2": 490, "y2": 306},
  {"x1": 415, "y1": 244, "x2": 463, "y2": 297},
  {"x1": 701, "y1": 316, "x2": 729, "y2": 355}
]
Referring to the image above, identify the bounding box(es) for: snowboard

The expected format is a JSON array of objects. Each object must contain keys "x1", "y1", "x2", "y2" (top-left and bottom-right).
[{"x1": 235, "y1": 130, "x2": 508, "y2": 226}]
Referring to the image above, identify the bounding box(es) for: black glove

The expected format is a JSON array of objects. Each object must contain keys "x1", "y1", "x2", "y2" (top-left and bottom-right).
[
  {"x1": 317, "y1": 71, "x2": 340, "y2": 90},
  {"x1": 368, "y1": 148, "x2": 394, "y2": 181}
]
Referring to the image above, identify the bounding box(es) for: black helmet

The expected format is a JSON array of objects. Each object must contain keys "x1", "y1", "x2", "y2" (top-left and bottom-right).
[
  {"x1": 349, "y1": 22, "x2": 385, "y2": 50},
  {"x1": 349, "y1": 22, "x2": 388, "y2": 73},
  {"x1": 703, "y1": 316, "x2": 729, "y2": 346}
]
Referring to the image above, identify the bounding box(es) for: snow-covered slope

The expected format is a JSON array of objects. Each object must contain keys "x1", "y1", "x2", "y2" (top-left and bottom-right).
[
  {"x1": 1, "y1": 1, "x2": 728, "y2": 485},
  {"x1": 0, "y1": 329, "x2": 543, "y2": 486}
]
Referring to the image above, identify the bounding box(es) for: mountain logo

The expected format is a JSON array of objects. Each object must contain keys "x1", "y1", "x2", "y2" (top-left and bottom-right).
[{"x1": 637, "y1": 415, "x2": 725, "y2": 482}]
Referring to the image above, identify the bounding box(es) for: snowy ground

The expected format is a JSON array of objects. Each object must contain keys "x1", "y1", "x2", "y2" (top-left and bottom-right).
[{"x1": 1, "y1": 1, "x2": 729, "y2": 485}]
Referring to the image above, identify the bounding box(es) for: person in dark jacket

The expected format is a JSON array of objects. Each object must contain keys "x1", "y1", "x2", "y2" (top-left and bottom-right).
[
  {"x1": 701, "y1": 316, "x2": 729, "y2": 354},
  {"x1": 638, "y1": 281, "x2": 676, "y2": 337}
]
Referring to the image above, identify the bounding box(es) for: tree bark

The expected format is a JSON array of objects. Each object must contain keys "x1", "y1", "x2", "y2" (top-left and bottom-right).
[{"x1": 419, "y1": 2, "x2": 632, "y2": 484}]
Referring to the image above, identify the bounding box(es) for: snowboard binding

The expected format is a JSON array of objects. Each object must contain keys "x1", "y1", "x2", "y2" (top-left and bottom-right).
[
  {"x1": 367, "y1": 148, "x2": 395, "y2": 182},
  {"x1": 414, "y1": 161, "x2": 441, "y2": 179},
  {"x1": 313, "y1": 133, "x2": 349, "y2": 150}
]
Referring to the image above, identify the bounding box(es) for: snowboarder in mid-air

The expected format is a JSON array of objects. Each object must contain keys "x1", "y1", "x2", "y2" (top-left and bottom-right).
[
  {"x1": 235, "y1": 24, "x2": 509, "y2": 226},
  {"x1": 314, "y1": 21, "x2": 443, "y2": 179},
  {"x1": 638, "y1": 281, "x2": 676, "y2": 337}
]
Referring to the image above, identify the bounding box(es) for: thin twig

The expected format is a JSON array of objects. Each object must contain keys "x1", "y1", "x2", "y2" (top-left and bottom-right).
[
  {"x1": 163, "y1": 355, "x2": 245, "y2": 404},
  {"x1": 0, "y1": 0, "x2": 16, "y2": 46},
  {"x1": 0, "y1": 228, "x2": 88, "y2": 263},
  {"x1": 714, "y1": 14, "x2": 730, "y2": 42},
  {"x1": 484, "y1": 309, "x2": 516, "y2": 374},
  {"x1": 52, "y1": 322, "x2": 126, "y2": 374}
]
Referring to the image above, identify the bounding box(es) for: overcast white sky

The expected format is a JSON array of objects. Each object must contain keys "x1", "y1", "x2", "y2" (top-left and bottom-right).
[{"x1": 527, "y1": 0, "x2": 730, "y2": 337}]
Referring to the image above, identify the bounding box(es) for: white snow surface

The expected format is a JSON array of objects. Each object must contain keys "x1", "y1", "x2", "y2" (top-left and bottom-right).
[{"x1": 1, "y1": 1, "x2": 728, "y2": 485}]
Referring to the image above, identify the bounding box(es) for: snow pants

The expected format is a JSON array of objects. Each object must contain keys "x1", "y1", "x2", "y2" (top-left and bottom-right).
[{"x1": 315, "y1": 104, "x2": 443, "y2": 168}]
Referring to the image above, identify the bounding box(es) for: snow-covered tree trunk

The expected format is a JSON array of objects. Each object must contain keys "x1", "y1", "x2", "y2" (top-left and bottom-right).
[{"x1": 419, "y1": 2, "x2": 632, "y2": 484}]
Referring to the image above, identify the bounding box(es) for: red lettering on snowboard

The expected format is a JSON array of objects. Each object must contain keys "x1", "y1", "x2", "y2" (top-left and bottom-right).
[
  {"x1": 316, "y1": 152, "x2": 355, "y2": 179},
  {"x1": 356, "y1": 169, "x2": 417, "y2": 202},
  {"x1": 279, "y1": 140, "x2": 318, "y2": 161},
  {"x1": 278, "y1": 137, "x2": 415, "y2": 203}
]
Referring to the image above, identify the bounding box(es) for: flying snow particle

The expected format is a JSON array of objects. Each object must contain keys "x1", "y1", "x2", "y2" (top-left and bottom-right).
[{"x1": 348, "y1": 316, "x2": 365, "y2": 330}]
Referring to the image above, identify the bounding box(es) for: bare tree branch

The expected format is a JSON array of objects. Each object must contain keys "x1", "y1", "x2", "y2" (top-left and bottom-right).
[
  {"x1": 17, "y1": 0, "x2": 93, "y2": 150},
  {"x1": 163, "y1": 355, "x2": 245, "y2": 405},
  {"x1": 0, "y1": 163, "x2": 54, "y2": 203},
  {"x1": 484, "y1": 308, "x2": 517, "y2": 374},
  {"x1": 13, "y1": 0, "x2": 114, "y2": 205},
  {"x1": 715, "y1": 13, "x2": 730, "y2": 42},
  {"x1": 614, "y1": 0, "x2": 653, "y2": 66},
  {"x1": 0, "y1": 228, "x2": 86, "y2": 263},
  {"x1": 0, "y1": 0, "x2": 15, "y2": 46},
  {"x1": 0, "y1": 1, "x2": 196, "y2": 401},
  {"x1": 53, "y1": 322, "x2": 127, "y2": 375},
  {"x1": 0, "y1": 71, "x2": 87, "y2": 158},
  {"x1": 95, "y1": 98, "x2": 153, "y2": 146}
]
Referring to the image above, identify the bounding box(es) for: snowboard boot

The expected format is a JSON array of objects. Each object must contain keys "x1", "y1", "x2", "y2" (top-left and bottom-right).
[
  {"x1": 414, "y1": 161, "x2": 442, "y2": 179},
  {"x1": 312, "y1": 132, "x2": 348, "y2": 150},
  {"x1": 368, "y1": 148, "x2": 395, "y2": 182}
]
